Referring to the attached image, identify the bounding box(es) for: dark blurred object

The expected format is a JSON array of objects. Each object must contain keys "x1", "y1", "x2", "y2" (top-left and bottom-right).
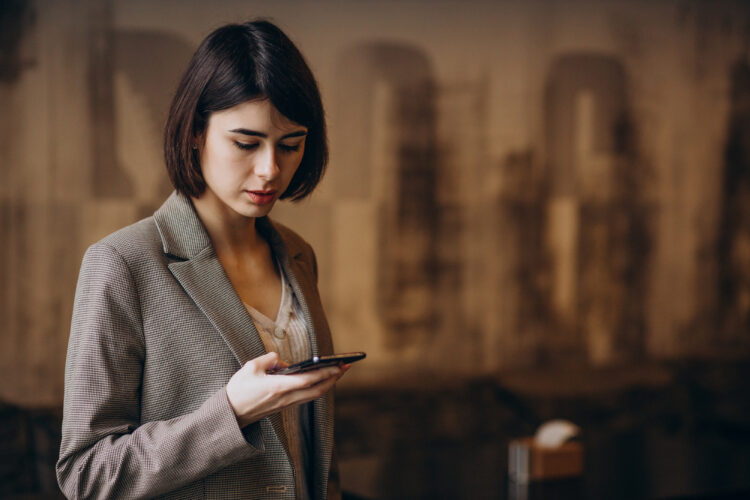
[
  {"x1": 508, "y1": 438, "x2": 583, "y2": 482},
  {"x1": 336, "y1": 359, "x2": 750, "y2": 500},
  {"x1": 0, "y1": 0, "x2": 35, "y2": 84},
  {"x1": 0, "y1": 402, "x2": 63, "y2": 499},
  {"x1": 508, "y1": 477, "x2": 585, "y2": 500},
  {"x1": 656, "y1": 490, "x2": 750, "y2": 500},
  {"x1": 508, "y1": 436, "x2": 585, "y2": 500},
  {"x1": 718, "y1": 58, "x2": 750, "y2": 344},
  {"x1": 342, "y1": 492, "x2": 374, "y2": 500}
]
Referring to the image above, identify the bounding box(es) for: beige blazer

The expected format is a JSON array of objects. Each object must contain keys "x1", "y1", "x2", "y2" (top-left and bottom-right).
[{"x1": 56, "y1": 192, "x2": 340, "y2": 500}]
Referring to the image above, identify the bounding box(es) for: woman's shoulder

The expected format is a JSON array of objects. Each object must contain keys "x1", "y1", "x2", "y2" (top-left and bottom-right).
[{"x1": 85, "y1": 216, "x2": 163, "y2": 264}]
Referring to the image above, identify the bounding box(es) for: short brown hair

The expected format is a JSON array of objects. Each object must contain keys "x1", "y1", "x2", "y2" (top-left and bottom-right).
[{"x1": 164, "y1": 20, "x2": 328, "y2": 200}]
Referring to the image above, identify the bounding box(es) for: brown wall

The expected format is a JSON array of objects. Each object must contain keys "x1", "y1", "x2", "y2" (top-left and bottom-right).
[{"x1": 2, "y1": 0, "x2": 750, "y2": 407}]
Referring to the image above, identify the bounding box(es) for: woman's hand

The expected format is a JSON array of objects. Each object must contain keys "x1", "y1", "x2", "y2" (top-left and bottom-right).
[{"x1": 226, "y1": 352, "x2": 349, "y2": 428}]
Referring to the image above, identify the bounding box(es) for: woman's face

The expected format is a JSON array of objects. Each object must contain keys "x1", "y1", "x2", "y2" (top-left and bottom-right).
[{"x1": 196, "y1": 98, "x2": 307, "y2": 220}]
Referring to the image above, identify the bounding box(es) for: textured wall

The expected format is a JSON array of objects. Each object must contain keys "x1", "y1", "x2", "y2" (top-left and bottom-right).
[{"x1": 1, "y1": 0, "x2": 750, "y2": 407}]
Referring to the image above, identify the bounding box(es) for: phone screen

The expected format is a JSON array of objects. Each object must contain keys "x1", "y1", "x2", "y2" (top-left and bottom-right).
[{"x1": 267, "y1": 352, "x2": 366, "y2": 375}]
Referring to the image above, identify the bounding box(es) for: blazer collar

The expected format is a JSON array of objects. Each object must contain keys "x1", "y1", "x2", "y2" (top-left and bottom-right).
[{"x1": 153, "y1": 191, "x2": 211, "y2": 259}]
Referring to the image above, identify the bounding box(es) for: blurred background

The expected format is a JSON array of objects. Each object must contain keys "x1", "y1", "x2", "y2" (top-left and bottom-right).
[{"x1": 2, "y1": 0, "x2": 750, "y2": 498}]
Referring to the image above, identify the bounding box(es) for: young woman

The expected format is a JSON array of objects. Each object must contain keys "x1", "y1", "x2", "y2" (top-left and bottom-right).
[{"x1": 57, "y1": 20, "x2": 348, "y2": 499}]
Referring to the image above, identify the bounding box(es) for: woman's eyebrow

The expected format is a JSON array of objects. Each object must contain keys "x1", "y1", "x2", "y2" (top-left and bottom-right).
[{"x1": 228, "y1": 128, "x2": 308, "y2": 139}]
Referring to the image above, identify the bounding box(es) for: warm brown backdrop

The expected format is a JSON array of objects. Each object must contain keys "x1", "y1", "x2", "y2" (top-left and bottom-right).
[{"x1": 2, "y1": 0, "x2": 750, "y2": 498}]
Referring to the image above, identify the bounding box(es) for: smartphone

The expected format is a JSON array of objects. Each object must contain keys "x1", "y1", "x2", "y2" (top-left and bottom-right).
[{"x1": 267, "y1": 352, "x2": 366, "y2": 375}]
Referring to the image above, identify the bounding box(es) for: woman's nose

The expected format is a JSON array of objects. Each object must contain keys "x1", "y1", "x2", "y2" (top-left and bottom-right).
[{"x1": 255, "y1": 146, "x2": 280, "y2": 180}]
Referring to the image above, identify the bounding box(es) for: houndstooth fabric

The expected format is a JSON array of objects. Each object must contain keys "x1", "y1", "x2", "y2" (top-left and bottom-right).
[{"x1": 56, "y1": 192, "x2": 340, "y2": 500}]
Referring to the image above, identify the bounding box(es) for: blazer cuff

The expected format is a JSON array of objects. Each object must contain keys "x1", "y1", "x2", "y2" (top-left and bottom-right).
[{"x1": 205, "y1": 387, "x2": 265, "y2": 459}]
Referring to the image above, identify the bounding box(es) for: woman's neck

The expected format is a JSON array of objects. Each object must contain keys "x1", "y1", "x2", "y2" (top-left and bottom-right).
[{"x1": 191, "y1": 193, "x2": 262, "y2": 257}]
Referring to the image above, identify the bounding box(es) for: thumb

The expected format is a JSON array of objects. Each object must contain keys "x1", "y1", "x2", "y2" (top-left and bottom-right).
[{"x1": 248, "y1": 351, "x2": 286, "y2": 372}]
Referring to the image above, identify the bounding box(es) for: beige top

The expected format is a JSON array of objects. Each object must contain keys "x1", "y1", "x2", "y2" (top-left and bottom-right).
[{"x1": 244, "y1": 262, "x2": 313, "y2": 500}]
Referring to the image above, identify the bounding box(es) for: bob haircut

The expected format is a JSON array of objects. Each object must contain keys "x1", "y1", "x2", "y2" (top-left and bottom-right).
[{"x1": 164, "y1": 20, "x2": 327, "y2": 201}]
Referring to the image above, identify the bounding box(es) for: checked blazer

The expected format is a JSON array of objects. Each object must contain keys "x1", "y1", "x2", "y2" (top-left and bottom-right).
[{"x1": 56, "y1": 192, "x2": 340, "y2": 500}]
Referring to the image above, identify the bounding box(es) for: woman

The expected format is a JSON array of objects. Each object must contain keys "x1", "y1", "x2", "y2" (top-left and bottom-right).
[{"x1": 57, "y1": 20, "x2": 348, "y2": 499}]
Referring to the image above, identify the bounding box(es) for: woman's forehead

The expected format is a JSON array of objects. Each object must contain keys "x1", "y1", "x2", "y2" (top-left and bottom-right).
[{"x1": 208, "y1": 98, "x2": 307, "y2": 134}]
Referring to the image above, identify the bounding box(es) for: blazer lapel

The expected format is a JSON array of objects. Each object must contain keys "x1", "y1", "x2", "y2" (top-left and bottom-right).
[
  {"x1": 154, "y1": 193, "x2": 335, "y2": 495},
  {"x1": 167, "y1": 251, "x2": 268, "y2": 363},
  {"x1": 259, "y1": 218, "x2": 336, "y2": 500},
  {"x1": 260, "y1": 218, "x2": 324, "y2": 357},
  {"x1": 154, "y1": 192, "x2": 267, "y2": 365},
  {"x1": 154, "y1": 193, "x2": 291, "y2": 458}
]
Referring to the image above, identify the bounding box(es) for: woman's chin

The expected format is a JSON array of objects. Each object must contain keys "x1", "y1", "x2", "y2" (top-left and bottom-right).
[{"x1": 232, "y1": 200, "x2": 276, "y2": 219}]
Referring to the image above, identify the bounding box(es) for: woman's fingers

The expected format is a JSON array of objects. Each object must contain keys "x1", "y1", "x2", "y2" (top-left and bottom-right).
[
  {"x1": 259, "y1": 365, "x2": 344, "y2": 411},
  {"x1": 280, "y1": 367, "x2": 345, "y2": 406},
  {"x1": 287, "y1": 365, "x2": 343, "y2": 388},
  {"x1": 246, "y1": 351, "x2": 287, "y2": 374},
  {"x1": 228, "y1": 355, "x2": 352, "y2": 427},
  {"x1": 287, "y1": 364, "x2": 351, "y2": 404}
]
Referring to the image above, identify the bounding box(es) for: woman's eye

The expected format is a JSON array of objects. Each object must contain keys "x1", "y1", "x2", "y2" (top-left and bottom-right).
[
  {"x1": 234, "y1": 141, "x2": 258, "y2": 151},
  {"x1": 279, "y1": 143, "x2": 301, "y2": 153}
]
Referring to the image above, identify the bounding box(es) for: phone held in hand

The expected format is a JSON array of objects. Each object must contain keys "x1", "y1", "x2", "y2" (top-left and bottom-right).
[{"x1": 267, "y1": 352, "x2": 366, "y2": 375}]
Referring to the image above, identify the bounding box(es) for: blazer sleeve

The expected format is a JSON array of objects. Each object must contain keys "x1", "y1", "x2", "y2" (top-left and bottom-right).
[{"x1": 56, "y1": 243, "x2": 264, "y2": 499}]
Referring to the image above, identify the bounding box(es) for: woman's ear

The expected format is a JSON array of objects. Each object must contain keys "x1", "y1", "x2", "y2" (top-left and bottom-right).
[{"x1": 192, "y1": 132, "x2": 204, "y2": 151}]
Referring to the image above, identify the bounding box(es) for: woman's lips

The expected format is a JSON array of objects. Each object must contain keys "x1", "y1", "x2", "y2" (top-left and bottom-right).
[{"x1": 246, "y1": 190, "x2": 277, "y2": 206}]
